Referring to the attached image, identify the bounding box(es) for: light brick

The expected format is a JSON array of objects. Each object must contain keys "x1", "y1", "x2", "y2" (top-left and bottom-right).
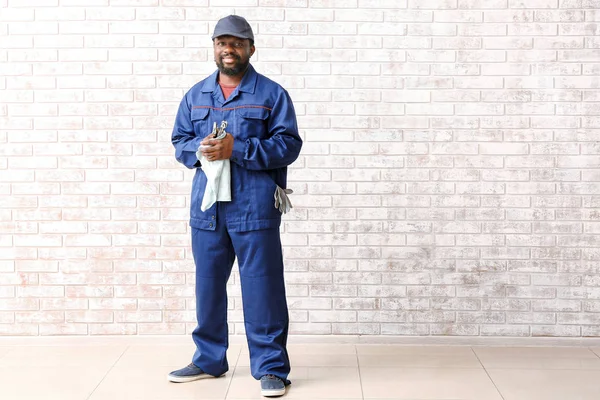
[
  {"x1": 409, "y1": 24, "x2": 457, "y2": 36},
  {"x1": 0, "y1": 323, "x2": 39, "y2": 335},
  {"x1": 358, "y1": 22, "x2": 407, "y2": 36},
  {"x1": 0, "y1": 2, "x2": 597, "y2": 338},
  {"x1": 359, "y1": 0, "x2": 407, "y2": 6},
  {"x1": 432, "y1": 40, "x2": 477, "y2": 55}
]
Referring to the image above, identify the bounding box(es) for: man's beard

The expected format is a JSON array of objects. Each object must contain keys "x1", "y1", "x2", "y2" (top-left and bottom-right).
[{"x1": 216, "y1": 55, "x2": 249, "y2": 76}]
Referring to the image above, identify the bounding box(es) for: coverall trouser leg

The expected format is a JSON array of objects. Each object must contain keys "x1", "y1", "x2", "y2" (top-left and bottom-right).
[
  {"x1": 231, "y1": 228, "x2": 291, "y2": 382},
  {"x1": 190, "y1": 217, "x2": 291, "y2": 381},
  {"x1": 190, "y1": 222, "x2": 235, "y2": 377}
]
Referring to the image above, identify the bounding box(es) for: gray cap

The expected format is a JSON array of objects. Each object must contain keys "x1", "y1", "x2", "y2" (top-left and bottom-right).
[{"x1": 212, "y1": 15, "x2": 254, "y2": 41}]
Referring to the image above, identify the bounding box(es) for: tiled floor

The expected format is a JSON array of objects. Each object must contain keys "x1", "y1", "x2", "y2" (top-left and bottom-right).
[{"x1": 1, "y1": 342, "x2": 600, "y2": 400}]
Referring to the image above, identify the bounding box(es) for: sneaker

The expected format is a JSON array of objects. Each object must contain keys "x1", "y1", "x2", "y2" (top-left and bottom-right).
[
  {"x1": 260, "y1": 374, "x2": 288, "y2": 397},
  {"x1": 167, "y1": 363, "x2": 213, "y2": 383}
]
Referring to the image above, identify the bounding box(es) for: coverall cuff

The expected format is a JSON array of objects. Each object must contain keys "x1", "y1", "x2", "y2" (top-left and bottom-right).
[
  {"x1": 177, "y1": 136, "x2": 203, "y2": 169},
  {"x1": 230, "y1": 137, "x2": 247, "y2": 166}
]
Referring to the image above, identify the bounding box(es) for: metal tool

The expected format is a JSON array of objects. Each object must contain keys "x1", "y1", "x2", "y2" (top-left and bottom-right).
[{"x1": 211, "y1": 121, "x2": 228, "y2": 139}]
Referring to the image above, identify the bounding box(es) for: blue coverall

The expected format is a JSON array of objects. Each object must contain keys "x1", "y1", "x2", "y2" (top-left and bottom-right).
[{"x1": 171, "y1": 64, "x2": 302, "y2": 382}]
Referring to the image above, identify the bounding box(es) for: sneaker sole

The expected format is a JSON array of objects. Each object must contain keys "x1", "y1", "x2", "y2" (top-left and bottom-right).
[
  {"x1": 261, "y1": 387, "x2": 286, "y2": 397},
  {"x1": 167, "y1": 373, "x2": 223, "y2": 383}
]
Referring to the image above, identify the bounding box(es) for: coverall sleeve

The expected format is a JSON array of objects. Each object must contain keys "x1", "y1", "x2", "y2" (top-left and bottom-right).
[
  {"x1": 171, "y1": 95, "x2": 202, "y2": 169},
  {"x1": 230, "y1": 89, "x2": 302, "y2": 171}
]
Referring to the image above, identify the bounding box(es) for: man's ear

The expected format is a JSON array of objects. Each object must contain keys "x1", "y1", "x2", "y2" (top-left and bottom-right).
[{"x1": 250, "y1": 45, "x2": 256, "y2": 57}]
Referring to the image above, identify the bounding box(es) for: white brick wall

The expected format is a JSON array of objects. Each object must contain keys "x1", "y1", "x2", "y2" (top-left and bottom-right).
[{"x1": 1, "y1": 1, "x2": 599, "y2": 337}]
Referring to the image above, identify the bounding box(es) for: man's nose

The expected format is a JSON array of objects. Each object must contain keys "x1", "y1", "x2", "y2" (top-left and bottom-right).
[{"x1": 221, "y1": 43, "x2": 236, "y2": 52}]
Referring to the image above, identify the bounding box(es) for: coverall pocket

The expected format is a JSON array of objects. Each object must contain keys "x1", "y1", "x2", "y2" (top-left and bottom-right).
[
  {"x1": 191, "y1": 107, "x2": 210, "y2": 137},
  {"x1": 237, "y1": 107, "x2": 270, "y2": 139},
  {"x1": 249, "y1": 171, "x2": 281, "y2": 220}
]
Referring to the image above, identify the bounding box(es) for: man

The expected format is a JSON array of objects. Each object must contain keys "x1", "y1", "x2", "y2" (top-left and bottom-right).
[{"x1": 168, "y1": 15, "x2": 302, "y2": 398}]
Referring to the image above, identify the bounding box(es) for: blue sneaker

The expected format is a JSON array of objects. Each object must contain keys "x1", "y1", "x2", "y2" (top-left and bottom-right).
[
  {"x1": 167, "y1": 363, "x2": 213, "y2": 383},
  {"x1": 260, "y1": 374, "x2": 289, "y2": 397}
]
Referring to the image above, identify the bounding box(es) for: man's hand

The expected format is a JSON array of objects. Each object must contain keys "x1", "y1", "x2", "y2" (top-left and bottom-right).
[{"x1": 200, "y1": 133, "x2": 234, "y2": 161}]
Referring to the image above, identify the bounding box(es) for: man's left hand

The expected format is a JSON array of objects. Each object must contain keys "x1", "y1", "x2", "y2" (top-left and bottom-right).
[{"x1": 201, "y1": 133, "x2": 234, "y2": 161}]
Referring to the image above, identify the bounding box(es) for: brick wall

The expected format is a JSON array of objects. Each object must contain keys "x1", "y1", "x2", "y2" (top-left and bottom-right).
[{"x1": 1, "y1": 0, "x2": 599, "y2": 337}]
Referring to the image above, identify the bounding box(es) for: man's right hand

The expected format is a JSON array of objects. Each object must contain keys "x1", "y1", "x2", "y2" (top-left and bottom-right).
[{"x1": 200, "y1": 133, "x2": 234, "y2": 161}]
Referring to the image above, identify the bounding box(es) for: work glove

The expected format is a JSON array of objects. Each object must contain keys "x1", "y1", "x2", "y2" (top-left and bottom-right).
[{"x1": 274, "y1": 186, "x2": 293, "y2": 214}]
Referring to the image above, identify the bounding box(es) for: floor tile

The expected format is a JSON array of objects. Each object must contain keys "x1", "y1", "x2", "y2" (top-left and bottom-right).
[
  {"x1": 240, "y1": 344, "x2": 356, "y2": 355},
  {"x1": 2, "y1": 342, "x2": 599, "y2": 400},
  {"x1": 0, "y1": 366, "x2": 107, "y2": 400},
  {"x1": 473, "y1": 346, "x2": 598, "y2": 359},
  {"x1": 0, "y1": 347, "x2": 12, "y2": 359},
  {"x1": 360, "y1": 367, "x2": 503, "y2": 400},
  {"x1": 474, "y1": 346, "x2": 600, "y2": 369},
  {"x1": 357, "y1": 345, "x2": 473, "y2": 356},
  {"x1": 116, "y1": 344, "x2": 241, "y2": 368},
  {"x1": 358, "y1": 346, "x2": 481, "y2": 368},
  {"x1": 0, "y1": 345, "x2": 127, "y2": 367},
  {"x1": 478, "y1": 355, "x2": 600, "y2": 370},
  {"x1": 237, "y1": 352, "x2": 358, "y2": 367},
  {"x1": 488, "y1": 369, "x2": 600, "y2": 400},
  {"x1": 88, "y1": 364, "x2": 232, "y2": 400},
  {"x1": 359, "y1": 353, "x2": 481, "y2": 369},
  {"x1": 238, "y1": 344, "x2": 358, "y2": 367},
  {"x1": 226, "y1": 366, "x2": 363, "y2": 399}
]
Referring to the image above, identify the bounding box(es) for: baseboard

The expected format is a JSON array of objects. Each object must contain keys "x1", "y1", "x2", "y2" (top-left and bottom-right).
[{"x1": 1, "y1": 334, "x2": 600, "y2": 347}]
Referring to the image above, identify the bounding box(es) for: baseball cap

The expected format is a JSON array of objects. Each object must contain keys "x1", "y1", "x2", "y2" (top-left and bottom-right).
[{"x1": 212, "y1": 15, "x2": 254, "y2": 41}]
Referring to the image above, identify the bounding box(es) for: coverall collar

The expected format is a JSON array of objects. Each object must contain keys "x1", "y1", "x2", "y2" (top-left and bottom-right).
[{"x1": 201, "y1": 64, "x2": 258, "y2": 96}]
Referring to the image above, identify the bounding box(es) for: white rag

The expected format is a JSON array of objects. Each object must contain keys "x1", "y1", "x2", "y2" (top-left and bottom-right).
[{"x1": 196, "y1": 128, "x2": 231, "y2": 211}]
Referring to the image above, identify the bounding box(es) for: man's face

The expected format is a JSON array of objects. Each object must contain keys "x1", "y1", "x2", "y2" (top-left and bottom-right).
[{"x1": 213, "y1": 36, "x2": 255, "y2": 77}]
